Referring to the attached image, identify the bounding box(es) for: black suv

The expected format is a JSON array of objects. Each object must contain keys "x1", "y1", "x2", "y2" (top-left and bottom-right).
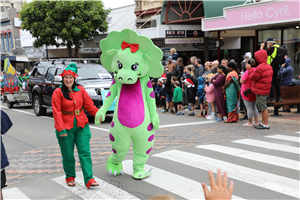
[{"x1": 28, "y1": 60, "x2": 114, "y2": 116}]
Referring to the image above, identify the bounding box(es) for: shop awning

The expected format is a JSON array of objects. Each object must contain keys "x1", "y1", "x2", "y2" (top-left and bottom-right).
[{"x1": 202, "y1": 0, "x2": 300, "y2": 31}]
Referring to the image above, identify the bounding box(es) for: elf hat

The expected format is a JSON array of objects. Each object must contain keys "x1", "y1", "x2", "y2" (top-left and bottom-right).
[
  {"x1": 184, "y1": 78, "x2": 193, "y2": 85},
  {"x1": 59, "y1": 63, "x2": 79, "y2": 79},
  {"x1": 161, "y1": 73, "x2": 167, "y2": 80}
]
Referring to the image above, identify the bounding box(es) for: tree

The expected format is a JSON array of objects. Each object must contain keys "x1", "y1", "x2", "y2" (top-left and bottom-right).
[{"x1": 20, "y1": 1, "x2": 110, "y2": 58}]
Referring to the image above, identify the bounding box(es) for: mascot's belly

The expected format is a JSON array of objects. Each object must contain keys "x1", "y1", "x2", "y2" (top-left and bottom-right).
[{"x1": 118, "y1": 79, "x2": 145, "y2": 128}]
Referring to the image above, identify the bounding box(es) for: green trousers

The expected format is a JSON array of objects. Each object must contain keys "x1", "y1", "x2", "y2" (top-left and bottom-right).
[{"x1": 56, "y1": 118, "x2": 94, "y2": 186}]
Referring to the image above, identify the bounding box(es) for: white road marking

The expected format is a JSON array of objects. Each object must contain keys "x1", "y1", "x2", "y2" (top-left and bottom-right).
[
  {"x1": 122, "y1": 160, "x2": 244, "y2": 200},
  {"x1": 159, "y1": 120, "x2": 215, "y2": 128},
  {"x1": 153, "y1": 150, "x2": 300, "y2": 199},
  {"x1": 265, "y1": 135, "x2": 300, "y2": 143},
  {"x1": 3, "y1": 187, "x2": 31, "y2": 199},
  {"x1": 0, "y1": 105, "x2": 36, "y2": 116},
  {"x1": 52, "y1": 172, "x2": 139, "y2": 200},
  {"x1": 196, "y1": 144, "x2": 299, "y2": 171},
  {"x1": 295, "y1": 131, "x2": 300, "y2": 134},
  {"x1": 232, "y1": 139, "x2": 300, "y2": 154},
  {"x1": 1, "y1": 105, "x2": 216, "y2": 131},
  {"x1": 89, "y1": 125, "x2": 110, "y2": 132}
]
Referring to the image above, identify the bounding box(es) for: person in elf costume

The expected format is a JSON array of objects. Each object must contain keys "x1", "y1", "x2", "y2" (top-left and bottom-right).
[
  {"x1": 95, "y1": 28, "x2": 164, "y2": 179},
  {"x1": 52, "y1": 63, "x2": 99, "y2": 188}
]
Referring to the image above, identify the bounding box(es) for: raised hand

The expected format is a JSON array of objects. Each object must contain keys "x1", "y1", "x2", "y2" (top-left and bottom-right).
[{"x1": 201, "y1": 169, "x2": 234, "y2": 200}]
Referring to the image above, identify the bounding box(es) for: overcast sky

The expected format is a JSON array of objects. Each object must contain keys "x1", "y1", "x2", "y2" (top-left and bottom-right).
[{"x1": 102, "y1": 0, "x2": 135, "y2": 9}]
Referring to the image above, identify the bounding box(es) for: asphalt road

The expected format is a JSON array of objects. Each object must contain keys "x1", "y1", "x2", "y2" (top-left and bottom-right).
[{"x1": 1, "y1": 103, "x2": 300, "y2": 200}]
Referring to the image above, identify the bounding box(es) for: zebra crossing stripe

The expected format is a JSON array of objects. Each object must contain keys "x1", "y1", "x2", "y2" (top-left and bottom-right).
[
  {"x1": 52, "y1": 172, "x2": 139, "y2": 200},
  {"x1": 153, "y1": 150, "x2": 300, "y2": 199},
  {"x1": 2, "y1": 187, "x2": 31, "y2": 200},
  {"x1": 232, "y1": 139, "x2": 300, "y2": 154},
  {"x1": 265, "y1": 135, "x2": 300, "y2": 143},
  {"x1": 196, "y1": 144, "x2": 299, "y2": 171},
  {"x1": 122, "y1": 160, "x2": 245, "y2": 200}
]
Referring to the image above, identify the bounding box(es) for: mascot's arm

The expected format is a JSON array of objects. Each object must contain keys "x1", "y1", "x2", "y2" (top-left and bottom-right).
[
  {"x1": 95, "y1": 78, "x2": 118, "y2": 125},
  {"x1": 145, "y1": 80, "x2": 159, "y2": 130}
]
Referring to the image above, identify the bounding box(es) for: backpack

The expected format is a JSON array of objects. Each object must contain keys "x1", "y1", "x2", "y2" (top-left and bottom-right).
[{"x1": 272, "y1": 46, "x2": 287, "y2": 65}]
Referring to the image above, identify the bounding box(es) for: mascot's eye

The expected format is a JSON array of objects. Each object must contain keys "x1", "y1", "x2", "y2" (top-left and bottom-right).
[
  {"x1": 117, "y1": 61, "x2": 123, "y2": 69},
  {"x1": 131, "y1": 64, "x2": 138, "y2": 71}
]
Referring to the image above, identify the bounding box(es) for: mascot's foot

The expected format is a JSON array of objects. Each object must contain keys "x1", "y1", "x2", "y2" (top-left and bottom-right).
[
  {"x1": 106, "y1": 155, "x2": 123, "y2": 176},
  {"x1": 133, "y1": 168, "x2": 152, "y2": 180}
]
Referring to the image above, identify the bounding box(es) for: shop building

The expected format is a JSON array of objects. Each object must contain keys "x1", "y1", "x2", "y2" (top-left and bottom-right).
[
  {"x1": 135, "y1": 0, "x2": 257, "y2": 66},
  {"x1": 202, "y1": 0, "x2": 300, "y2": 77}
]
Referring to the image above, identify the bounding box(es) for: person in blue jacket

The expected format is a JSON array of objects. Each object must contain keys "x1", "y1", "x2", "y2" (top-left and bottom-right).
[
  {"x1": 197, "y1": 77, "x2": 205, "y2": 117},
  {"x1": 1, "y1": 110, "x2": 13, "y2": 199},
  {"x1": 279, "y1": 57, "x2": 294, "y2": 86}
]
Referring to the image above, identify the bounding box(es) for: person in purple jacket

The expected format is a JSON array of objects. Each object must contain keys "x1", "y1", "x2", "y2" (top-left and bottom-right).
[
  {"x1": 279, "y1": 57, "x2": 294, "y2": 86},
  {"x1": 1, "y1": 110, "x2": 13, "y2": 200}
]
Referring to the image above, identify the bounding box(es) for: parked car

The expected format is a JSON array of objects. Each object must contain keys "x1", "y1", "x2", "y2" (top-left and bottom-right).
[{"x1": 28, "y1": 60, "x2": 114, "y2": 116}]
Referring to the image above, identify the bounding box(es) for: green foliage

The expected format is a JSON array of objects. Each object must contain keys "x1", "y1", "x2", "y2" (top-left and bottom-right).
[{"x1": 20, "y1": 0, "x2": 110, "y2": 56}]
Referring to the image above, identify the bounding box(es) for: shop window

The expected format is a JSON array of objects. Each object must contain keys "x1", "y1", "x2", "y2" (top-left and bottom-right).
[
  {"x1": 1, "y1": 6, "x2": 4, "y2": 12},
  {"x1": 258, "y1": 29, "x2": 281, "y2": 45},
  {"x1": 283, "y1": 27, "x2": 300, "y2": 78},
  {"x1": 5, "y1": 0, "x2": 9, "y2": 2},
  {"x1": 5, "y1": 6, "x2": 9, "y2": 12}
]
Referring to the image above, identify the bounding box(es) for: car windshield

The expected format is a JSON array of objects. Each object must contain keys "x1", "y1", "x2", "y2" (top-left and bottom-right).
[{"x1": 77, "y1": 67, "x2": 112, "y2": 80}]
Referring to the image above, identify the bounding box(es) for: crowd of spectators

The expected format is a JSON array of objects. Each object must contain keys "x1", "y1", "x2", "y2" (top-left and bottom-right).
[{"x1": 152, "y1": 42, "x2": 297, "y2": 130}]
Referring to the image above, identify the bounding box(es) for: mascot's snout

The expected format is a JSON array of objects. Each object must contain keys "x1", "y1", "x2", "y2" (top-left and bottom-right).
[{"x1": 117, "y1": 68, "x2": 137, "y2": 84}]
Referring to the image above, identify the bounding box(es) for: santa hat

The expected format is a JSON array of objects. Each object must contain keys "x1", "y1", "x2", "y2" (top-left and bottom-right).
[
  {"x1": 59, "y1": 63, "x2": 79, "y2": 79},
  {"x1": 161, "y1": 73, "x2": 167, "y2": 80},
  {"x1": 184, "y1": 78, "x2": 193, "y2": 85}
]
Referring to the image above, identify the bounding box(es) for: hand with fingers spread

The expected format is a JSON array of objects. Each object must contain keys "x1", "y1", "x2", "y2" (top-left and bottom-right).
[{"x1": 201, "y1": 169, "x2": 234, "y2": 200}]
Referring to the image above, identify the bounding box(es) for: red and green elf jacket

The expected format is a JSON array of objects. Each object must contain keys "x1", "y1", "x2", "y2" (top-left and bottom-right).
[{"x1": 52, "y1": 85, "x2": 98, "y2": 134}]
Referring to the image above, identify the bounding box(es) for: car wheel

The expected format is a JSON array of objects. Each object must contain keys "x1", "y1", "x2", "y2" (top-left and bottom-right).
[
  {"x1": 33, "y1": 95, "x2": 47, "y2": 116},
  {"x1": 7, "y1": 101, "x2": 13, "y2": 109}
]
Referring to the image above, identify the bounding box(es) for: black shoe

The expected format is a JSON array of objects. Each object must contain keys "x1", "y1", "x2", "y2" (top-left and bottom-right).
[
  {"x1": 267, "y1": 98, "x2": 275, "y2": 103},
  {"x1": 188, "y1": 112, "x2": 195, "y2": 116},
  {"x1": 255, "y1": 124, "x2": 270, "y2": 129},
  {"x1": 276, "y1": 97, "x2": 283, "y2": 102},
  {"x1": 240, "y1": 116, "x2": 248, "y2": 121}
]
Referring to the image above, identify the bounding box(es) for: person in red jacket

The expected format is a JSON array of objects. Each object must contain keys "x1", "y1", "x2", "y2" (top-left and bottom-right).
[
  {"x1": 248, "y1": 50, "x2": 273, "y2": 129},
  {"x1": 52, "y1": 63, "x2": 99, "y2": 188}
]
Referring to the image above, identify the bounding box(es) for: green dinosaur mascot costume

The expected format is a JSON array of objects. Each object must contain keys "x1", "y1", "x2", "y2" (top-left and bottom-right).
[{"x1": 95, "y1": 29, "x2": 163, "y2": 179}]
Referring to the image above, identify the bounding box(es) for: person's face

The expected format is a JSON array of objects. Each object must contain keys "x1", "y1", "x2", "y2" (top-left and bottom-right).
[
  {"x1": 63, "y1": 75, "x2": 74, "y2": 89},
  {"x1": 183, "y1": 68, "x2": 186, "y2": 73},
  {"x1": 217, "y1": 67, "x2": 222, "y2": 74},
  {"x1": 190, "y1": 58, "x2": 194, "y2": 63},
  {"x1": 184, "y1": 82, "x2": 188, "y2": 86},
  {"x1": 267, "y1": 41, "x2": 272, "y2": 48},
  {"x1": 205, "y1": 64, "x2": 209, "y2": 69},
  {"x1": 228, "y1": 66, "x2": 233, "y2": 71},
  {"x1": 212, "y1": 64, "x2": 217, "y2": 69},
  {"x1": 245, "y1": 56, "x2": 249, "y2": 61},
  {"x1": 221, "y1": 60, "x2": 227, "y2": 67},
  {"x1": 246, "y1": 62, "x2": 251, "y2": 69}
]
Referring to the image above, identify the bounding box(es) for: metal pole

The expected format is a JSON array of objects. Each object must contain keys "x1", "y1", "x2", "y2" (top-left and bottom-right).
[
  {"x1": 46, "y1": 45, "x2": 49, "y2": 60},
  {"x1": 217, "y1": 31, "x2": 220, "y2": 62}
]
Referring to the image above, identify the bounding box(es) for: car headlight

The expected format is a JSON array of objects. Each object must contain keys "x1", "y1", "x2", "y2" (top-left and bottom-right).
[{"x1": 85, "y1": 88, "x2": 97, "y2": 96}]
